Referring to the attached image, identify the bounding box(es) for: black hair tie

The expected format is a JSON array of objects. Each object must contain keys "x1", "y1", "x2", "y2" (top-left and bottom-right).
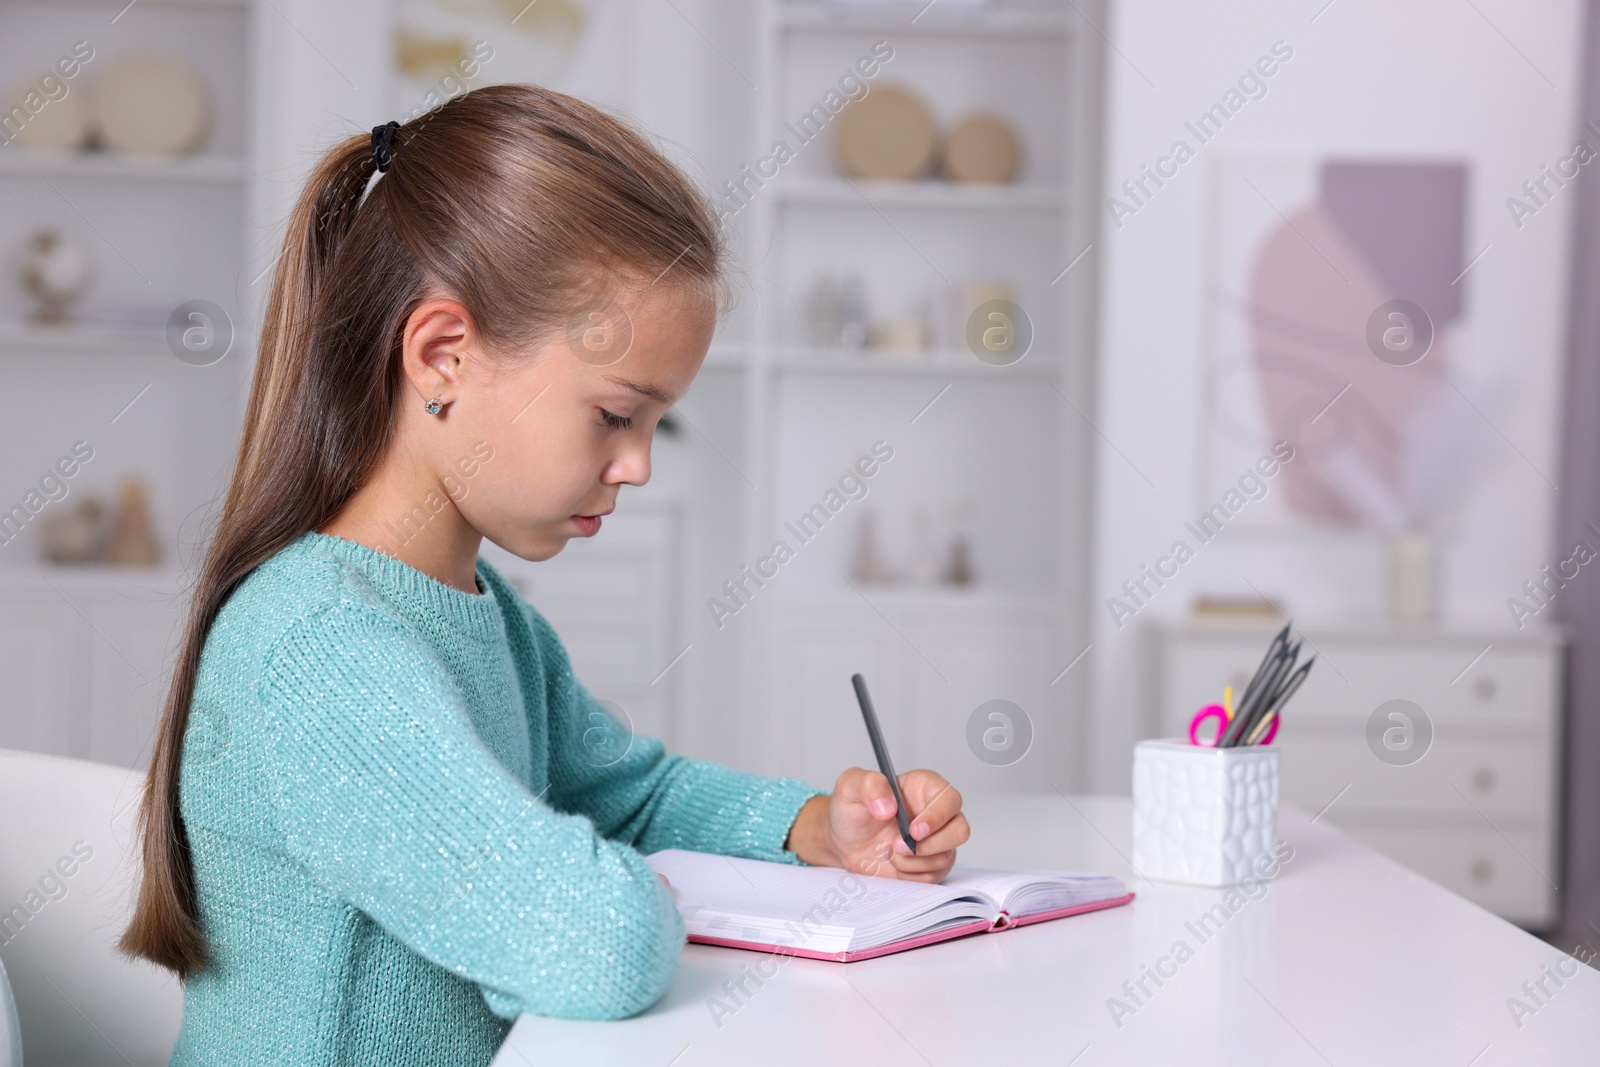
[{"x1": 370, "y1": 120, "x2": 400, "y2": 172}]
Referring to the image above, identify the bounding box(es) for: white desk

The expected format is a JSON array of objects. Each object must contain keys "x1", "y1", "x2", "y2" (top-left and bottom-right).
[{"x1": 494, "y1": 794, "x2": 1600, "y2": 1066}]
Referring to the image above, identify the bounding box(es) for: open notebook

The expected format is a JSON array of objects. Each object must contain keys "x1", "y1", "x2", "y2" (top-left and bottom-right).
[{"x1": 644, "y1": 848, "x2": 1135, "y2": 963}]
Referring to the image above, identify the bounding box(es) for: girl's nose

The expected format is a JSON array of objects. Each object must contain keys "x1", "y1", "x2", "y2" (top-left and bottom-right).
[{"x1": 609, "y1": 442, "x2": 651, "y2": 487}]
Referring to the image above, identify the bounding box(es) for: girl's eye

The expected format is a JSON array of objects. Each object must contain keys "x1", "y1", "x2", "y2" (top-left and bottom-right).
[{"x1": 600, "y1": 409, "x2": 633, "y2": 430}]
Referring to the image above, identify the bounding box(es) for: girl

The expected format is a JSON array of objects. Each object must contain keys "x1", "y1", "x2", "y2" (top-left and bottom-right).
[{"x1": 116, "y1": 84, "x2": 968, "y2": 1066}]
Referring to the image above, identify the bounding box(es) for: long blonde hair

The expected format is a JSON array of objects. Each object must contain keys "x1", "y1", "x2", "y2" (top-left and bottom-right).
[{"x1": 117, "y1": 83, "x2": 726, "y2": 976}]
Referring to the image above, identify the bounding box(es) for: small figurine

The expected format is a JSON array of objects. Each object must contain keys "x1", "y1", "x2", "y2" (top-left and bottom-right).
[
  {"x1": 837, "y1": 274, "x2": 869, "y2": 350},
  {"x1": 908, "y1": 506, "x2": 940, "y2": 585},
  {"x1": 851, "y1": 508, "x2": 891, "y2": 584},
  {"x1": 106, "y1": 477, "x2": 161, "y2": 566},
  {"x1": 944, "y1": 534, "x2": 974, "y2": 586},
  {"x1": 20, "y1": 228, "x2": 94, "y2": 328},
  {"x1": 39, "y1": 496, "x2": 106, "y2": 564},
  {"x1": 803, "y1": 274, "x2": 840, "y2": 348},
  {"x1": 943, "y1": 497, "x2": 977, "y2": 586}
]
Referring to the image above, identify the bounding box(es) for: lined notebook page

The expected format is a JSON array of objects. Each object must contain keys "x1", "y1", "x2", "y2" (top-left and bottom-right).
[
  {"x1": 941, "y1": 866, "x2": 1130, "y2": 917},
  {"x1": 645, "y1": 849, "x2": 999, "y2": 952}
]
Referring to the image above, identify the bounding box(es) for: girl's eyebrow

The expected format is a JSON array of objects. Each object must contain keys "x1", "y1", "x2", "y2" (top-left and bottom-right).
[{"x1": 601, "y1": 374, "x2": 678, "y2": 406}]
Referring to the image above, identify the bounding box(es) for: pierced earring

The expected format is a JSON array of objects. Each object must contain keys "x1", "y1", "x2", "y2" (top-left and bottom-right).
[{"x1": 424, "y1": 397, "x2": 443, "y2": 416}]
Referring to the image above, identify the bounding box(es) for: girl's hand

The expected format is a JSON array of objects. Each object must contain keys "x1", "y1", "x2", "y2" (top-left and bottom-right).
[{"x1": 791, "y1": 767, "x2": 968, "y2": 883}]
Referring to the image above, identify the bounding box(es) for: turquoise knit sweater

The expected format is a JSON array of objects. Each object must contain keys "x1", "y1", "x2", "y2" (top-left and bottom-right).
[{"x1": 170, "y1": 531, "x2": 826, "y2": 1065}]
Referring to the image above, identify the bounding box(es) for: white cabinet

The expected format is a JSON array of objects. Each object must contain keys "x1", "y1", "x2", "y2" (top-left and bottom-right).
[
  {"x1": 765, "y1": 595, "x2": 1063, "y2": 793},
  {"x1": 83, "y1": 589, "x2": 188, "y2": 768},
  {"x1": 0, "y1": 572, "x2": 185, "y2": 770},
  {"x1": 1149, "y1": 620, "x2": 1565, "y2": 927},
  {"x1": 1, "y1": 505, "x2": 683, "y2": 772},
  {"x1": 0, "y1": 586, "x2": 84, "y2": 757},
  {"x1": 769, "y1": 614, "x2": 910, "y2": 785}
]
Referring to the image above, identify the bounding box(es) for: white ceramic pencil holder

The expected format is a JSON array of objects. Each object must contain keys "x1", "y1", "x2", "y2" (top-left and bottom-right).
[{"x1": 1131, "y1": 739, "x2": 1280, "y2": 887}]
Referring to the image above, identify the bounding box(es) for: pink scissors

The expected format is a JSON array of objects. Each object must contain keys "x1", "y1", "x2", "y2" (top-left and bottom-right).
[{"x1": 1187, "y1": 687, "x2": 1279, "y2": 746}]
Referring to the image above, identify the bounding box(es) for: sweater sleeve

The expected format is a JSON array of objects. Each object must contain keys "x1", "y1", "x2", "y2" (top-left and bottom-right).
[
  {"x1": 257, "y1": 600, "x2": 686, "y2": 1023},
  {"x1": 521, "y1": 606, "x2": 828, "y2": 865}
]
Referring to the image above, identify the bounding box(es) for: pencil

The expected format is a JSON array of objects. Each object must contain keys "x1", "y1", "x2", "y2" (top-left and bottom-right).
[{"x1": 1226, "y1": 645, "x2": 1293, "y2": 747}]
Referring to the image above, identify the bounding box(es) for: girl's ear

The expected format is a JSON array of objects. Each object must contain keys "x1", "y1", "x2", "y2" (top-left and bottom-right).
[{"x1": 401, "y1": 298, "x2": 477, "y2": 406}]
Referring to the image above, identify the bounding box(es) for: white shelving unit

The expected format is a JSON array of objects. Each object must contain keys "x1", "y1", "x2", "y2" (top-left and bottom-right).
[
  {"x1": 0, "y1": 0, "x2": 264, "y2": 769},
  {"x1": 684, "y1": 1, "x2": 1104, "y2": 791}
]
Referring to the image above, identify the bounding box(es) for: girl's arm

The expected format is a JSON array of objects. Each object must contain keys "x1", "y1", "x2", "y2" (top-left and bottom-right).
[
  {"x1": 258, "y1": 600, "x2": 684, "y2": 1022},
  {"x1": 518, "y1": 605, "x2": 828, "y2": 865}
]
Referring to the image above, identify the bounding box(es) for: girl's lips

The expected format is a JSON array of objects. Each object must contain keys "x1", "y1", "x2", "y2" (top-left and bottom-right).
[{"x1": 572, "y1": 514, "x2": 602, "y2": 536}]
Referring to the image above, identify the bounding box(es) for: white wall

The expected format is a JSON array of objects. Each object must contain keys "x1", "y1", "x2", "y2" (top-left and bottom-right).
[{"x1": 1088, "y1": 0, "x2": 1586, "y2": 790}]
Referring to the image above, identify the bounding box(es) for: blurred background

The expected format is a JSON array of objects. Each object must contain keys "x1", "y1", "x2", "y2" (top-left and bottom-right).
[{"x1": 0, "y1": 0, "x2": 1595, "y2": 958}]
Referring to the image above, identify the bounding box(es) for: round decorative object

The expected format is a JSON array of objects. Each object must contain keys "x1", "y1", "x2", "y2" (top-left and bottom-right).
[
  {"x1": 92, "y1": 52, "x2": 211, "y2": 156},
  {"x1": 941, "y1": 111, "x2": 1022, "y2": 183},
  {"x1": 2, "y1": 76, "x2": 91, "y2": 151},
  {"x1": 424, "y1": 397, "x2": 444, "y2": 415},
  {"x1": 834, "y1": 84, "x2": 936, "y2": 180}
]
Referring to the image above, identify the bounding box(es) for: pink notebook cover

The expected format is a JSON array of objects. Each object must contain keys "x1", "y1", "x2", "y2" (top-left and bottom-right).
[{"x1": 686, "y1": 890, "x2": 1137, "y2": 963}]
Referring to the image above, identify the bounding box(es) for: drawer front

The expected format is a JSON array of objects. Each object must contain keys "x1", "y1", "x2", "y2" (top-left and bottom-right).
[
  {"x1": 1162, "y1": 636, "x2": 1558, "y2": 734},
  {"x1": 1337, "y1": 819, "x2": 1558, "y2": 927},
  {"x1": 1277, "y1": 724, "x2": 1558, "y2": 818},
  {"x1": 85, "y1": 592, "x2": 188, "y2": 769},
  {"x1": 0, "y1": 589, "x2": 84, "y2": 758}
]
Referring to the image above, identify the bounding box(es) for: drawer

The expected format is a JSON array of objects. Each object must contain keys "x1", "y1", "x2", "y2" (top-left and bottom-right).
[
  {"x1": 1337, "y1": 819, "x2": 1558, "y2": 927},
  {"x1": 1303, "y1": 645, "x2": 1555, "y2": 725},
  {"x1": 1276, "y1": 724, "x2": 1558, "y2": 818},
  {"x1": 1162, "y1": 635, "x2": 1558, "y2": 733}
]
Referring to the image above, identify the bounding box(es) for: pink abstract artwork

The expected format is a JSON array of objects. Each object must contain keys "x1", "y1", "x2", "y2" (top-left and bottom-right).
[{"x1": 1211, "y1": 160, "x2": 1469, "y2": 528}]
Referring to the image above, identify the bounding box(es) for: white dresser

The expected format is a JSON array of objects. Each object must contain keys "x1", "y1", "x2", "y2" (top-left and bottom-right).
[
  {"x1": 1147, "y1": 619, "x2": 1566, "y2": 928},
  {"x1": 0, "y1": 567, "x2": 187, "y2": 771},
  {"x1": 758, "y1": 593, "x2": 1065, "y2": 793}
]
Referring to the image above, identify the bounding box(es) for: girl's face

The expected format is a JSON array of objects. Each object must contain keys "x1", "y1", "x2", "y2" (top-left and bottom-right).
[{"x1": 402, "y1": 281, "x2": 715, "y2": 562}]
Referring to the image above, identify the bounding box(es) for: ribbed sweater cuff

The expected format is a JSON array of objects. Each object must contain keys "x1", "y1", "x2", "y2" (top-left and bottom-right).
[{"x1": 740, "y1": 774, "x2": 829, "y2": 866}]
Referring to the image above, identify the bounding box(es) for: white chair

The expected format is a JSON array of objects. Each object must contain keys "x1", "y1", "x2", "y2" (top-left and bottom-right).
[
  {"x1": 0, "y1": 749, "x2": 182, "y2": 1066},
  {"x1": 1, "y1": 954, "x2": 22, "y2": 1067}
]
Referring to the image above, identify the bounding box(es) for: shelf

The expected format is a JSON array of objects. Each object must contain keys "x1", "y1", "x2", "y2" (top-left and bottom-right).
[
  {"x1": 1147, "y1": 615, "x2": 1569, "y2": 647},
  {"x1": 0, "y1": 150, "x2": 250, "y2": 185},
  {"x1": 777, "y1": 4, "x2": 1073, "y2": 39},
  {"x1": 777, "y1": 584, "x2": 1063, "y2": 613},
  {"x1": 776, "y1": 177, "x2": 1065, "y2": 211},
  {"x1": 25, "y1": 0, "x2": 249, "y2": 9},
  {"x1": 0, "y1": 322, "x2": 173, "y2": 357},
  {"x1": 773, "y1": 347, "x2": 1055, "y2": 377},
  {"x1": 0, "y1": 566, "x2": 187, "y2": 593}
]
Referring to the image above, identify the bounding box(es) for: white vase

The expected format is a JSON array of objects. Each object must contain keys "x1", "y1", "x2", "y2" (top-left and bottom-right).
[{"x1": 1389, "y1": 530, "x2": 1435, "y2": 626}]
